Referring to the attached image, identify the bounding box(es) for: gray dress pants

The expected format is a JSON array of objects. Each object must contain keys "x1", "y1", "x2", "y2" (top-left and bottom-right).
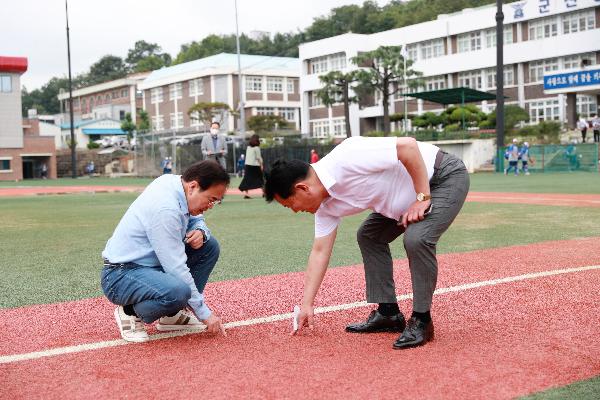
[{"x1": 356, "y1": 152, "x2": 470, "y2": 312}]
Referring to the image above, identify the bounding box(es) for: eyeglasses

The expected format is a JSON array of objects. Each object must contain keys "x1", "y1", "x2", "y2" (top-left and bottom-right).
[{"x1": 208, "y1": 199, "x2": 222, "y2": 207}]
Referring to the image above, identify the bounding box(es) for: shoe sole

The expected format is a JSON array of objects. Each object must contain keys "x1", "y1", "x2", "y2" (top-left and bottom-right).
[
  {"x1": 345, "y1": 326, "x2": 405, "y2": 334},
  {"x1": 156, "y1": 324, "x2": 207, "y2": 332},
  {"x1": 114, "y1": 308, "x2": 149, "y2": 343},
  {"x1": 392, "y1": 333, "x2": 434, "y2": 350}
]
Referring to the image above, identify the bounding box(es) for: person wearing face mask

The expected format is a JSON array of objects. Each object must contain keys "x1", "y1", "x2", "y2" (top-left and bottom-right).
[
  {"x1": 201, "y1": 121, "x2": 228, "y2": 170},
  {"x1": 101, "y1": 160, "x2": 229, "y2": 342}
]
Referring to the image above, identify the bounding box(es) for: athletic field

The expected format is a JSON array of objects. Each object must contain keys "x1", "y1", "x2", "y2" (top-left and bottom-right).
[{"x1": 0, "y1": 172, "x2": 599, "y2": 399}]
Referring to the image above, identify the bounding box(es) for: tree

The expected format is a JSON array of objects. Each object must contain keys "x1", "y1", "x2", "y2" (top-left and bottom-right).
[
  {"x1": 87, "y1": 55, "x2": 128, "y2": 85},
  {"x1": 126, "y1": 40, "x2": 172, "y2": 72},
  {"x1": 187, "y1": 102, "x2": 231, "y2": 130},
  {"x1": 484, "y1": 105, "x2": 529, "y2": 132},
  {"x1": 137, "y1": 110, "x2": 150, "y2": 132},
  {"x1": 247, "y1": 115, "x2": 288, "y2": 133},
  {"x1": 120, "y1": 112, "x2": 136, "y2": 147},
  {"x1": 352, "y1": 45, "x2": 422, "y2": 135},
  {"x1": 317, "y1": 70, "x2": 361, "y2": 138}
]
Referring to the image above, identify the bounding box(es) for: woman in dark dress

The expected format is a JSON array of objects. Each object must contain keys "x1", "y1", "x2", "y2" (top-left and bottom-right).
[{"x1": 238, "y1": 134, "x2": 264, "y2": 199}]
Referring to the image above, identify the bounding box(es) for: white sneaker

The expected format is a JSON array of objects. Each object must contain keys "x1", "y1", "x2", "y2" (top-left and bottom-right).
[
  {"x1": 156, "y1": 308, "x2": 206, "y2": 331},
  {"x1": 114, "y1": 306, "x2": 149, "y2": 343}
]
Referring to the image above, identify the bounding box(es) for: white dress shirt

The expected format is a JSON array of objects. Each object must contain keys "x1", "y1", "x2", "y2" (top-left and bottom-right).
[{"x1": 311, "y1": 137, "x2": 439, "y2": 237}]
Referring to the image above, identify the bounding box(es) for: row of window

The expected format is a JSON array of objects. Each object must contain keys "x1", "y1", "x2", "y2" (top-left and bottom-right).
[
  {"x1": 245, "y1": 76, "x2": 296, "y2": 93},
  {"x1": 311, "y1": 118, "x2": 346, "y2": 138},
  {"x1": 309, "y1": 53, "x2": 347, "y2": 75},
  {"x1": 255, "y1": 107, "x2": 297, "y2": 121},
  {"x1": 66, "y1": 88, "x2": 131, "y2": 112},
  {"x1": 0, "y1": 75, "x2": 12, "y2": 93}
]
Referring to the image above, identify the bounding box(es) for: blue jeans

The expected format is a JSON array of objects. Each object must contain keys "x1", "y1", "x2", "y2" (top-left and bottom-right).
[{"x1": 101, "y1": 238, "x2": 220, "y2": 323}]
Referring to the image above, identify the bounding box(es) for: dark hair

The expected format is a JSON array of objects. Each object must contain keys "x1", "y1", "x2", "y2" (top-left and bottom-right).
[
  {"x1": 182, "y1": 160, "x2": 230, "y2": 190},
  {"x1": 210, "y1": 121, "x2": 220, "y2": 128},
  {"x1": 249, "y1": 134, "x2": 260, "y2": 147},
  {"x1": 264, "y1": 159, "x2": 310, "y2": 202}
]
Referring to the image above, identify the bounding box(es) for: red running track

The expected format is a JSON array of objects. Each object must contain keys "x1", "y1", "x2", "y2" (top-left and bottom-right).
[{"x1": 0, "y1": 238, "x2": 599, "y2": 399}]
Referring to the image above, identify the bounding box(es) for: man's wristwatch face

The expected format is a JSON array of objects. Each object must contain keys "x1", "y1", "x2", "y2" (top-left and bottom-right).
[{"x1": 416, "y1": 192, "x2": 431, "y2": 201}]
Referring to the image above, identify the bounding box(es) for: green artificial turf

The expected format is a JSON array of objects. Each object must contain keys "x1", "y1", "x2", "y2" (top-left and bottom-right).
[
  {"x1": 1, "y1": 192, "x2": 599, "y2": 309},
  {"x1": 519, "y1": 376, "x2": 600, "y2": 399},
  {"x1": 469, "y1": 171, "x2": 600, "y2": 194}
]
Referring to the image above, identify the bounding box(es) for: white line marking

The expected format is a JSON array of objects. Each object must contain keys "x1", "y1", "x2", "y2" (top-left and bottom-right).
[{"x1": 1, "y1": 264, "x2": 598, "y2": 365}]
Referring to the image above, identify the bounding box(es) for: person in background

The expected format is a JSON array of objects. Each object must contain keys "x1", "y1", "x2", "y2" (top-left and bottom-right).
[
  {"x1": 310, "y1": 149, "x2": 320, "y2": 164},
  {"x1": 504, "y1": 138, "x2": 520, "y2": 176},
  {"x1": 87, "y1": 161, "x2": 95, "y2": 177},
  {"x1": 238, "y1": 134, "x2": 264, "y2": 199},
  {"x1": 591, "y1": 114, "x2": 600, "y2": 143},
  {"x1": 577, "y1": 117, "x2": 588, "y2": 143},
  {"x1": 101, "y1": 160, "x2": 229, "y2": 342},
  {"x1": 41, "y1": 163, "x2": 48, "y2": 179},
  {"x1": 237, "y1": 154, "x2": 245, "y2": 178},
  {"x1": 201, "y1": 121, "x2": 228, "y2": 170},
  {"x1": 519, "y1": 141, "x2": 531, "y2": 176}
]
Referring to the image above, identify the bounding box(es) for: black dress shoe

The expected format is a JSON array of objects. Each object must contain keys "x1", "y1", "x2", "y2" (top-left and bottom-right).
[
  {"x1": 393, "y1": 317, "x2": 434, "y2": 349},
  {"x1": 345, "y1": 310, "x2": 406, "y2": 333}
]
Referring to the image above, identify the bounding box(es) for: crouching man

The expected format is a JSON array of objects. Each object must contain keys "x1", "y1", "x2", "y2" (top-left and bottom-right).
[
  {"x1": 101, "y1": 160, "x2": 229, "y2": 342},
  {"x1": 265, "y1": 137, "x2": 469, "y2": 349}
]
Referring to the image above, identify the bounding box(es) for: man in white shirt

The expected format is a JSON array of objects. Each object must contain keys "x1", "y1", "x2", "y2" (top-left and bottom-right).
[{"x1": 264, "y1": 137, "x2": 469, "y2": 349}]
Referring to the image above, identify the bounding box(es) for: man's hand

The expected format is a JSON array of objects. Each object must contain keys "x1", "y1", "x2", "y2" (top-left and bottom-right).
[
  {"x1": 184, "y1": 230, "x2": 204, "y2": 249},
  {"x1": 207, "y1": 151, "x2": 213, "y2": 156},
  {"x1": 400, "y1": 199, "x2": 431, "y2": 228},
  {"x1": 202, "y1": 313, "x2": 227, "y2": 336},
  {"x1": 291, "y1": 304, "x2": 314, "y2": 335}
]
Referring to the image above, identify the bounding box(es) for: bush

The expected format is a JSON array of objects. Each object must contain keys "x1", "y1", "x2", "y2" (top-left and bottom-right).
[
  {"x1": 87, "y1": 141, "x2": 100, "y2": 149},
  {"x1": 365, "y1": 130, "x2": 385, "y2": 137},
  {"x1": 444, "y1": 123, "x2": 461, "y2": 132},
  {"x1": 537, "y1": 121, "x2": 561, "y2": 142}
]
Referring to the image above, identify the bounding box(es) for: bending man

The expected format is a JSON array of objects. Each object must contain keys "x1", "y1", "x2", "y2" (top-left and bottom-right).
[
  {"x1": 265, "y1": 137, "x2": 469, "y2": 349},
  {"x1": 101, "y1": 160, "x2": 229, "y2": 342}
]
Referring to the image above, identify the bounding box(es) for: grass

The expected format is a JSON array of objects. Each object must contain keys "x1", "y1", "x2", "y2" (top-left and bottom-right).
[
  {"x1": 519, "y1": 376, "x2": 600, "y2": 399},
  {"x1": 1, "y1": 172, "x2": 599, "y2": 194},
  {"x1": 1, "y1": 192, "x2": 599, "y2": 309}
]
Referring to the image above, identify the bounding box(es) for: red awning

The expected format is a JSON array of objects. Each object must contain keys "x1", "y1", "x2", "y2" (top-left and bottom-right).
[{"x1": 0, "y1": 56, "x2": 28, "y2": 74}]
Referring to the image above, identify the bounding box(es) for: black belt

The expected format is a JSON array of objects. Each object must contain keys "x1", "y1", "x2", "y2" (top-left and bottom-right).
[{"x1": 103, "y1": 258, "x2": 137, "y2": 268}]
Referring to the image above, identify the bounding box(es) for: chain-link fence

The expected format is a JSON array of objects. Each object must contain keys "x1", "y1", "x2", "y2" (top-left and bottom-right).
[{"x1": 528, "y1": 143, "x2": 598, "y2": 172}]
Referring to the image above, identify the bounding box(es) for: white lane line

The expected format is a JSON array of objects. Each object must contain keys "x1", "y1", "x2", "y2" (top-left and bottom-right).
[{"x1": 1, "y1": 264, "x2": 598, "y2": 365}]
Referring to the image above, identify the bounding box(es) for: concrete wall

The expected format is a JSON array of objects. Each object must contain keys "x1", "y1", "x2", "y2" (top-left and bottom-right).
[
  {"x1": 433, "y1": 138, "x2": 496, "y2": 173},
  {"x1": 0, "y1": 73, "x2": 23, "y2": 148}
]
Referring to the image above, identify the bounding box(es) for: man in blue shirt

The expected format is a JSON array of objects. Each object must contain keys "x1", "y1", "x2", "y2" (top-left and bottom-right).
[{"x1": 101, "y1": 160, "x2": 229, "y2": 342}]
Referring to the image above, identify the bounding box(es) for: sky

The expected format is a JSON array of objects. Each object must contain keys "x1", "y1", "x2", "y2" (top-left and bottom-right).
[{"x1": 0, "y1": 0, "x2": 387, "y2": 90}]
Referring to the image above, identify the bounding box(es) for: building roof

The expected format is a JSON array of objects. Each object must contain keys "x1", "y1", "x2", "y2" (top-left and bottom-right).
[
  {"x1": 57, "y1": 72, "x2": 150, "y2": 100},
  {"x1": 139, "y1": 53, "x2": 300, "y2": 89},
  {"x1": 82, "y1": 128, "x2": 126, "y2": 135},
  {"x1": 60, "y1": 118, "x2": 122, "y2": 130},
  {"x1": 0, "y1": 56, "x2": 28, "y2": 74}
]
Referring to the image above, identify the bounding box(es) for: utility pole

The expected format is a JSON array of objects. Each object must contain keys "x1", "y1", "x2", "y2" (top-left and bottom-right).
[
  {"x1": 495, "y1": 0, "x2": 505, "y2": 172},
  {"x1": 234, "y1": 0, "x2": 246, "y2": 136},
  {"x1": 65, "y1": 0, "x2": 77, "y2": 178}
]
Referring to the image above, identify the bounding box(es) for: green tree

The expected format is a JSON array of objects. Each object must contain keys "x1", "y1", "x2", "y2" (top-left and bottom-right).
[
  {"x1": 137, "y1": 110, "x2": 150, "y2": 132},
  {"x1": 126, "y1": 40, "x2": 172, "y2": 72},
  {"x1": 485, "y1": 105, "x2": 530, "y2": 132},
  {"x1": 247, "y1": 115, "x2": 288, "y2": 133},
  {"x1": 87, "y1": 55, "x2": 128, "y2": 85},
  {"x1": 352, "y1": 45, "x2": 422, "y2": 135},
  {"x1": 120, "y1": 112, "x2": 136, "y2": 147},
  {"x1": 187, "y1": 102, "x2": 231, "y2": 130},
  {"x1": 317, "y1": 70, "x2": 361, "y2": 138}
]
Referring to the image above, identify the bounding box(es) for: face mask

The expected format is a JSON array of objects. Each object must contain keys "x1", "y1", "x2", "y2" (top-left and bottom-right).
[{"x1": 210, "y1": 128, "x2": 219, "y2": 135}]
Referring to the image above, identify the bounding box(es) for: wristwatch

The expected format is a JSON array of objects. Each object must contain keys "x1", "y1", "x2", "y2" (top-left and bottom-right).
[{"x1": 416, "y1": 192, "x2": 431, "y2": 201}]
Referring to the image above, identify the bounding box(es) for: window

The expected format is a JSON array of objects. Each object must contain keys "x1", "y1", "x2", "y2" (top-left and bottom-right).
[
  {"x1": 528, "y1": 99, "x2": 560, "y2": 123},
  {"x1": 0, "y1": 159, "x2": 10, "y2": 170},
  {"x1": 152, "y1": 115, "x2": 164, "y2": 130},
  {"x1": 170, "y1": 112, "x2": 184, "y2": 129},
  {"x1": 406, "y1": 44, "x2": 418, "y2": 61},
  {"x1": 0, "y1": 75, "x2": 12, "y2": 92},
  {"x1": 577, "y1": 95, "x2": 597, "y2": 119},
  {"x1": 485, "y1": 25, "x2": 514, "y2": 47},
  {"x1": 122, "y1": 89, "x2": 129, "y2": 97},
  {"x1": 105, "y1": 94, "x2": 111, "y2": 103},
  {"x1": 111, "y1": 91, "x2": 117, "y2": 99},
  {"x1": 151, "y1": 88, "x2": 163, "y2": 104},
  {"x1": 119, "y1": 110, "x2": 126, "y2": 120},
  {"x1": 528, "y1": 16, "x2": 558, "y2": 40},
  {"x1": 332, "y1": 118, "x2": 346, "y2": 137},
  {"x1": 486, "y1": 66, "x2": 515, "y2": 89},
  {"x1": 563, "y1": 53, "x2": 596, "y2": 70},
  {"x1": 529, "y1": 58, "x2": 559, "y2": 83},
  {"x1": 169, "y1": 83, "x2": 182, "y2": 100},
  {"x1": 420, "y1": 39, "x2": 445, "y2": 60},
  {"x1": 329, "y1": 53, "x2": 347, "y2": 70},
  {"x1": 458, "y1": 70, "x2": 483, "y2": 89},
  {"x1": 312, "y1": 120, "x2": 329, "y2": 138},
  {"x1": 267, "y1": 77, "x2": 283, "y2": 92},
  {"x1": 256, "y1": 107, "x2": 276, "y2": 116},
  {"x1": 189, "y1": 79, "x2": 204, "y2": 96},
  {"x1": 458, "y1": 31, "x2": 482, "y2": 53},
  {"x1": 279, "y1": 107, "x2": 296, "y2": 121},
  {"x1": 286, "y1": 79, "x2": 295, "y2": 93},
  {"x1": 246, "y1": 76, "x2": 262, "y2": 92},
  {"x1": 562, "y1": 10, "x2": 595, "y2": 34},
  {"x1": 310, "y1": 56, "x2": 328, "y2": 74},
  {"x1": 423, "y1": 76, "x2": 446, "y2": 91},
  {"x1": 310, "y1": 91, "x2": 323, "y2": 107},
  {"x1": 190, "y1": 111, "x2": 201, "y2": 127}
]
